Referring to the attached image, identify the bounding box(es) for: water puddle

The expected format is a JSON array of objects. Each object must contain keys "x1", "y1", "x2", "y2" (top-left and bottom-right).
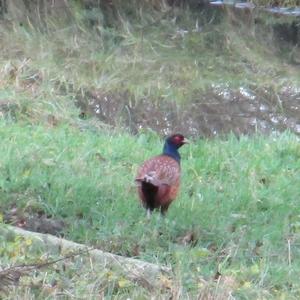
[
  {"x1": 263, "y1": 7, "x2": 300, "y2": 17},
  {"x1": 75, "y1": 86, "x2": 300, "y2": 137},
  {"x1": 210, "y1": 1, "x2": 300, "y2": 17}
]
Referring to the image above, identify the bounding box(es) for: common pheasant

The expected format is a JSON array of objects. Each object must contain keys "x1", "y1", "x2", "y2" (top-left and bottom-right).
[{"x1": 135, "y1": 134, "x2": 188, "y2": 216}]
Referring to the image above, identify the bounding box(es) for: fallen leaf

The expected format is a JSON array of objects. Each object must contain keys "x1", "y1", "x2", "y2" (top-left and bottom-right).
[
  {"x1": 160, "y1": 275, "x2": 173, "y2": 289},
  {"x1": 176, "y1": 231, "x2": 197, "y2": 246},
  {"x1": 118, "y1": 278, "x2": 130, "y2": 288}
]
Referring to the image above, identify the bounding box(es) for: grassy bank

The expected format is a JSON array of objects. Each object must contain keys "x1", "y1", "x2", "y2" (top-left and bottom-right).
[
  {"x1": 1, "y1": 121, "x2": 299, "y2": 298},
  {"x1": 0, "y1": 6, "x2": 299, "y2": 124}
]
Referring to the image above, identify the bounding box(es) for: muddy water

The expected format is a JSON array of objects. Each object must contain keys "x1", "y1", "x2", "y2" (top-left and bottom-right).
[{"x1": 75, "y1": 86, "x2": 300, "y2": 137}]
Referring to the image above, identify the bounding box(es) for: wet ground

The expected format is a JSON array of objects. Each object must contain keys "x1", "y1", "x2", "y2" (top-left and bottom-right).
[{"x1": 76, "y1": 85, "x2": 300, "y2": 138}]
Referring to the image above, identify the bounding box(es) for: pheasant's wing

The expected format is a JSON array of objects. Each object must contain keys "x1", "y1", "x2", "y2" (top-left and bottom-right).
[{"x1": 136, "y1": 155, "x2": 180, "y2": 187}]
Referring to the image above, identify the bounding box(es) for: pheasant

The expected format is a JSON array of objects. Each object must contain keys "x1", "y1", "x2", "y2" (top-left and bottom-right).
[{"x1": 135, "y1": 134, "x2": 188, "y2": 216}]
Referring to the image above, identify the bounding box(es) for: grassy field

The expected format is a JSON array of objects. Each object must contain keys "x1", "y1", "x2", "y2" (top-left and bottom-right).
[
  {"x1": 0, "y1": 3, "x2": 300, "y2": 299},
  {"x1": 1, "y1": 122, "x2": 300, "y2": 298}
]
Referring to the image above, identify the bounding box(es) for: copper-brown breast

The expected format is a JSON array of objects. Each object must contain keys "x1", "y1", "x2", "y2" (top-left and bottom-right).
[{"x1": 136, "y1": 155, "x2": 181, "y2": 208}]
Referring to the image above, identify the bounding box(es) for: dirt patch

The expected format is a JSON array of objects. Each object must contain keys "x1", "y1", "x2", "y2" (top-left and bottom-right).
[
  {"x1": 75, "y1": 86, "x2": 300, "y2": 137},
  {"x1": 3, "y1": 205, "x2": 65, "y2": 236},
  {"x1": 0, "y1": 100, "x2": 20, "y2": 120}
]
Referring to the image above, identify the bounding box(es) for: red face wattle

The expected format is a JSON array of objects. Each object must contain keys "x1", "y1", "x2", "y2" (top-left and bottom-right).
[{"x1": 170, "y1": 134, "x2": 188, "y2": 147}]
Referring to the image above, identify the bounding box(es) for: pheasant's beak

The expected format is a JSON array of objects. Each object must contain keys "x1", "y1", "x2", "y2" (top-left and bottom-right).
[{"x1": 182, "y1": 138, "x2": 190, "y2": 144}]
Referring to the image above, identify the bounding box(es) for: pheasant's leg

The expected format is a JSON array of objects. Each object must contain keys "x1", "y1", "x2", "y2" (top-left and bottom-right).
[
  {"x1": 146, "y1": 208, "x2": 151, "y2": 219},
  {"x1": 160, "y1": 203, "x2": 170, "y2": 216}
]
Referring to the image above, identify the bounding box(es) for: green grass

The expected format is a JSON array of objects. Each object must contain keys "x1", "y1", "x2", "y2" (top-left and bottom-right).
[
  {"x1": 0, "y1": 4, "x2": 300, "y2": 298},
  {"x1": 0, "y1": 121, "x2": 299, "y2": 298}
]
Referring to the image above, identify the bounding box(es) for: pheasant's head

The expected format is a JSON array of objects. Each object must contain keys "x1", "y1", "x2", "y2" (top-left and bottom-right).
[
  {"x1": 163, "y1": 134, "x2": 189, "y2": 162},
  {"x1": 166, "y1": 134, "x2": 189, "y2": 149}
]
